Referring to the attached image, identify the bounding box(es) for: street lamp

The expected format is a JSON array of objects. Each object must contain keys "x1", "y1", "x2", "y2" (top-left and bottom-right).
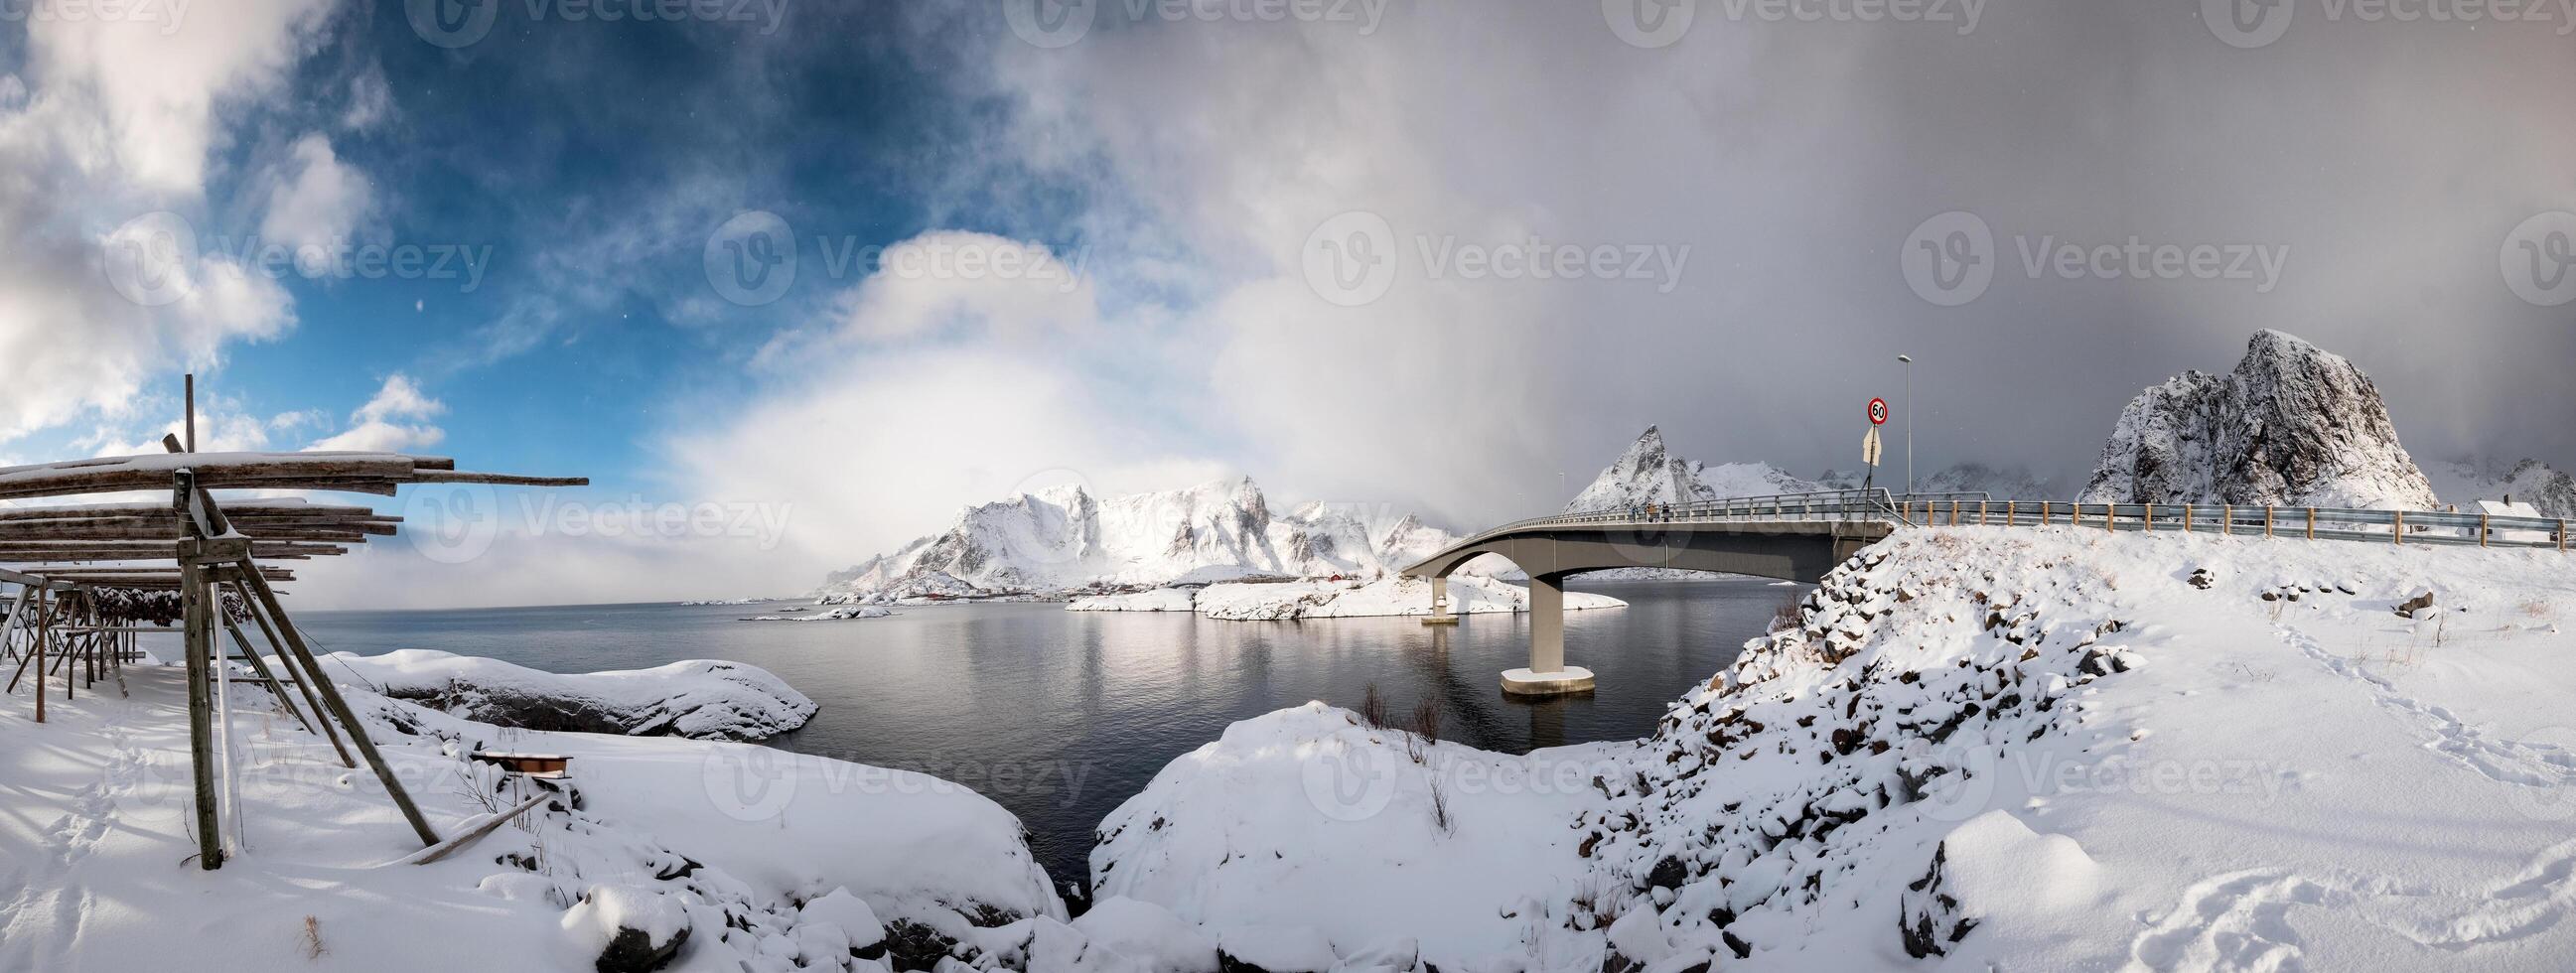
[{"x1": 1896, "y1": 354, "x2": 1914, "y2": 498}]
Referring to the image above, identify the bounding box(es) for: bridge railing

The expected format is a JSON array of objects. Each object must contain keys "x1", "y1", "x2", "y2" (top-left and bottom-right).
[
  {"x1": 1885, "y1": 497, "x2": 2572, "y2": 552},
  {"x1": 1453, "y1": 491, "x2": 2572, "y2": 556}
]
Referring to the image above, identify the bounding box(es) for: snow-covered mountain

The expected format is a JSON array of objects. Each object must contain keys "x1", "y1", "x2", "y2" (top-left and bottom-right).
[
  {"x1": 1815, "y1": 463, "x2": 2063, "y2": 499},
  {"x1": 2425, "y1": 459, "x2": 2576, "y2": 518},
  {"x1": 1564, "y1": 426, "x2": 1816, "y2": 513},
  {"x1": 2079, "y1": 330, "x2": 2439, "y2": 509},
  {"x1": 816, "y1": 478, "x2": 1463, "y2": 603}
]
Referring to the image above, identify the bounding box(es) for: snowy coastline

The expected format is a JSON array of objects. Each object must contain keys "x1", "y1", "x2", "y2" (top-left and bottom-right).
[{"x1": 1069, "y1": 576, "x2": 1627, "y2": 621}]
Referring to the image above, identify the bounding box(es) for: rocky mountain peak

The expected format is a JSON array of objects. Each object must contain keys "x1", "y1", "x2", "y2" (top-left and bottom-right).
[{"x1": 2080, "y1": 330, "x2": 2437, "y2": 509}]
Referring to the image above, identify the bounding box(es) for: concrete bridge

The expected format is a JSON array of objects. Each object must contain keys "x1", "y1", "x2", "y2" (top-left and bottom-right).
[
  {"x1": 1402, "y1": 489, "x2": 1904, "y2": 696},
  {"x1": 1409, "y1": 487, "x2": 2576, "y2": 697}
]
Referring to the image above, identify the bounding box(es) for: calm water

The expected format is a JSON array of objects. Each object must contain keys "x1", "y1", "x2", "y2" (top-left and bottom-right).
[{"x1": 294, "y1": 578, "x2": 1793, "y2": 895}]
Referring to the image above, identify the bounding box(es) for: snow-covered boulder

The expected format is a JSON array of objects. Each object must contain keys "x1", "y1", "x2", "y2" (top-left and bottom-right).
[
  {"x1": 330, "y1": 649, "x2": 817, "y2": 741},
  {"x1": 1069, "y1": 589, "x2": 1201, "y2": 613},
  {"x1": 2080, "y1": 330, "x2": 2439, "y2": 509}
]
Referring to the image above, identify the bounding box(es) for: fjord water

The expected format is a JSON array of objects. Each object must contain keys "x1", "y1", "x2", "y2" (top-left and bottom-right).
[{"x1": 297, "y1": 578, "x2": 1789, "y2": 895}]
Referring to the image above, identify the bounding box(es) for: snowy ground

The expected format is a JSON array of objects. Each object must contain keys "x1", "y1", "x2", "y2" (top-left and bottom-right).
[
  {"x1": 0, "y1": 658, "x2": 1065, "y2": 973},
  {"x1": 1068, "y1": 577, "x2": 1625, "y2": 621},
  {"x1": 331, "y1": 649, "x2": 818, "y2": 741},
  {"x1": 1094, "y1": 527, "x2": 2576, "y2": 971}
]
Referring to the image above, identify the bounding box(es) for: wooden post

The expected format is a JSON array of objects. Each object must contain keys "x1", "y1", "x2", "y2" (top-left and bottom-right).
[
  {"x1": 2183, "y1": 503, "x2": 2192, "y2": 534},
  {"x1": 2308, "y1": 507, "x2": 2317, "y2": 540},
  {"x1": 2006, "y1": 500, "x2": 2016, "y2": 526},
  {"x1": 234, "y1": 564, "x2": 440, "y2": 847},
  {"x1": 2481, "y1": 513, "x2": 2491, "y2": 548},
  {"x1": 2145, "y1": 505, "x2": 2154, "y2": 532},
  {"x1": 2393, "y1": 509, "x2": 2405, "y2": 546},
  {"x1": 2561, "y1": 519, "x2": 2568, "y2": 553},
  {"x1": 31, "y1": 589, "x2": 46, "y2": 723},
  {"x1": 2265, "y1": 506, "x2": 2275, "y2": 538},
  {"x1": 1980, "y1": 500, "x2": 1990, "y2": 526},
  {"x1": 182, "y1": 558, "x2": 223, "y2": 870},
  {"x1": 2222, "y1": 504, "x2": 2231, "y2": 537}
]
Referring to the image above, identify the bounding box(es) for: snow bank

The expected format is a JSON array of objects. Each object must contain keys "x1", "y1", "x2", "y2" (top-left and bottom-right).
[
  {"x1": 1070, "y1": 577, "x2": 1625, "y2": 621},
  {"x1": 741, "y1": 605, "x2": 894, "y2": 622},
  {"x1": 1096, "y1": 526, "x2": 2576, "y2": 971},
  {"x1": 0, "y1": 654, "x2": 1060, "y2": 973},
  {"x1": 1068, "y1": 588, "x2": 1199, "y2": 613},
  {"x1": 329, "y1": 648, "x2": 817, "y2": 741}
]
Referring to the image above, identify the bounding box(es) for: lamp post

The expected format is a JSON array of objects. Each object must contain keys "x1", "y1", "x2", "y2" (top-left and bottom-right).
[{"x1": 1896, "y1": 354, "x2": 1914, "y2": 498}]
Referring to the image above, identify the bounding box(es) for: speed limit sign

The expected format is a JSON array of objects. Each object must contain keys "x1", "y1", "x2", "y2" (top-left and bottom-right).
[{"x1": 1869, "y1": 398, "x2": 1889, "y2": 426}]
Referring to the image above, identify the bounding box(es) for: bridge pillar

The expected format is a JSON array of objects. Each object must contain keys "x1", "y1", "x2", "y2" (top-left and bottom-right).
[
  {"x1": 1503, "y1": 573, "x2": 1593, "y2": 697},
  {"x1": 1421, "y1": 576, "x2": 1458, "y2": 626}
]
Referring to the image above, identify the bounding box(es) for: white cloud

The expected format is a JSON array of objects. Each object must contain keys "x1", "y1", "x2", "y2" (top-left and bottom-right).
[
  {"x1": 0, "y1": 0, "x2": 341, "y2": 443},
  {"x1": 832, "y1": 231, "x2": 1098, "y2": 342},
  {"x1": 259, "y1": 133, "x2": 372, "y2": 255},
  {"x1": 310, "y1": 374, "x2": 446, "y2": 454}
]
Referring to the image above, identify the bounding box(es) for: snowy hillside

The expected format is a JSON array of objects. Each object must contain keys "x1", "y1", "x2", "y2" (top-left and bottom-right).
[
  {"x1": 1564, "y1": 427, "x2": 1816, "y2": 514},
  {"x1": 2080, "y1": 330, "x2": 2440, "y2": 509},
  {"x1": 1093, "y1": 527, "x2": 2576, "y2": 971},
  {"x1": 2427, "y1": 459, "x2": 2576, "y2": 518},
  {"x1": 1816, "y1": 463, "x2": 2063, "y2": 499},
  {"x1": 817, "y1": 479, "x2": 1463, "y2": 603}
]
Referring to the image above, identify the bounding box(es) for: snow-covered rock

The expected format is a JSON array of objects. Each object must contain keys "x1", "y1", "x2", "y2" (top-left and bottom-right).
[
  {"x1": 1068, "y1": 589, "x2": 1201, "y2": 613},
  {"x1": 1565, "y1": 426, "x2": 1817, "y2": 514},
  {"x1": 2426, "y1": 458, "x2": 2576, "y2": 519},
  {"x1": 741, "y1": 605, "x2": 894, "y2": 623},
  {"x1": 1096, "y1": 526, "x2": 2576, "y2": 971},
  {"x1": 2079, "y1": 330, "x2": 2439, "y2": 509},
  {"x1": 819, "y1": 479, "x2": 1465, "y2": 604},
  {"x1": 329, "y1": 649, "x2": 817, "y2": 741}
]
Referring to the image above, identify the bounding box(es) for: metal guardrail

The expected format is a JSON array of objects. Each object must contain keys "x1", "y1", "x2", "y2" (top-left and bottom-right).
[{"x1": 1443, "y1": 489, "x2": 2574, "y2": 555}]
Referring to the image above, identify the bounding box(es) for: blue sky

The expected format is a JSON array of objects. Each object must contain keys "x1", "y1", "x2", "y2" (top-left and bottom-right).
[{"x1": 7, "y1": 1, "x2": 2575, "y2": 607}]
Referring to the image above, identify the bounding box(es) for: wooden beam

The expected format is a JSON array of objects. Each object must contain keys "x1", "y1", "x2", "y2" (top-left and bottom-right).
[{"x1": 183, "y1": 560, "x2": 223, "y2": 870}]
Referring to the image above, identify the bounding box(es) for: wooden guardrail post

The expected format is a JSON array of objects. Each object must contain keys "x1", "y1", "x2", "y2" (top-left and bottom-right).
[
  {"x1": 2183, "y1": 503, "x2": 2192, "y2": 534},
  {"x1": 2144, "y1": 505, "x2": 2154, "y2": 532},
  {"x1": 2006, "y1": 500, "x2": 2016, "y2": 526},
  {"x1": 2561, "y1": 519, "x2": 2568, "y2": 552},
  {"x1": 2307, "y1": 507, "x2": 2317, "y2": 540},
  {"x1": 2481, "y1": 513, "x2": 2491, "y2": 548},
  {"x1": 2392, "y1": 509, "x2": 2404, "y2": 546},
  {"x1": 2221, "y1": 504, "x2": 2231, "y2": 537},
  {"x1": 2265, "y1": 506, "x2": 2274, "y2": 538}
]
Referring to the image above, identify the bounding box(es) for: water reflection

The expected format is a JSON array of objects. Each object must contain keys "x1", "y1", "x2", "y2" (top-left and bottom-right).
[{"x1": 295, "y1": 577, "x2": 1794, "y2": 896}]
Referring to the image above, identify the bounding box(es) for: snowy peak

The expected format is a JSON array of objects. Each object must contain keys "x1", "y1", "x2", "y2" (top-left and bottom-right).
[
  {"x1": 2079, "y1": 330, "x2": 2438, "y2": 509},
  {"x1": 1565, "y1": 426, "x2": 1818, "y2": 513},
  {"x1": 818, "y1": 478, "x2": 1462, "y2": 602},
  {"x1": 2427, "y1": 458, "x2": 2576, "y2": 518}
]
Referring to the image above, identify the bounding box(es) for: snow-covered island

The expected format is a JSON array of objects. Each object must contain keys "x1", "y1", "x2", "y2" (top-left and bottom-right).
[{"x1": 1071, "y1": 576, "x2": 1626, "y2": 621}]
